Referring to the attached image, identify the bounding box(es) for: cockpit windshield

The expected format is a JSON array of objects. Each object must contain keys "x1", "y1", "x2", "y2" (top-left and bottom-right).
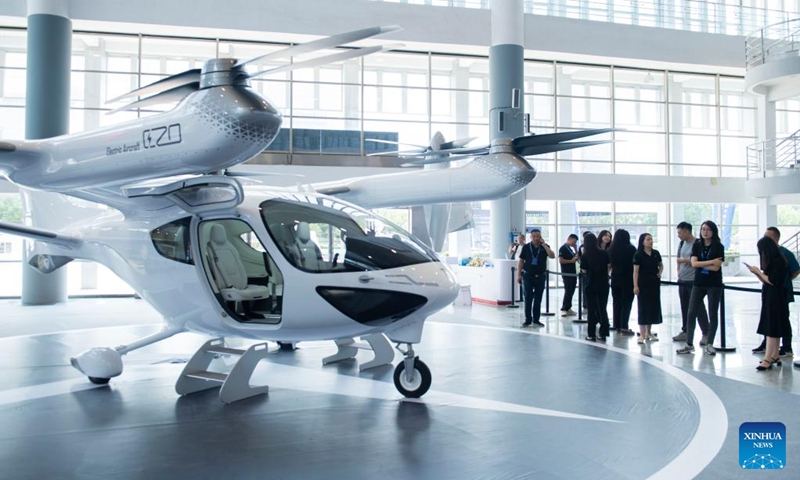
[{"x1": 260, "y1": 195, "x2": 439, "y2": 272}]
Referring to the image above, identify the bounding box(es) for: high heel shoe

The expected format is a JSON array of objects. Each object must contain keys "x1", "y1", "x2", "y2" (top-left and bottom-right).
[
  {"x1": 756, "y1": 359, "x2": 773, "y2": 371},
  {"x1": 770, "y1": 356, "x2": 783, "y2": 366}
]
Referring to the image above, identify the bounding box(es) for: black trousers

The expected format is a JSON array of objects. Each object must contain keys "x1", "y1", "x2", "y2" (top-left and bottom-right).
[
  {"x1": 586, "y1": 285, "x2": 610, "y2": 337},
  {"x1": 611, "y1": 284, "x2": 634, "y2": 330},
  {"x1": 686, "y1": 286, "x2": 722, "y2": 346},
  {"x1": 523, "y1": 273, "x2": 546, "y2": 322},
  {"x1": 678, "y1": 282, "x2": 707, "y2": 333},
  {"x1": 561, "y1": 276, "x2": 577, "y2": 311},
  {"x1": 782, "y1": 307, "x2": 793, "y2": 350}
]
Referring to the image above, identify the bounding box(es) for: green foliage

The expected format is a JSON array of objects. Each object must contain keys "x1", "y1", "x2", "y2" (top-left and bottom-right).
[
  {"x1": 778, "y1": 205, "x2": 800, "y2": 226},
  {"x1": 0, "y1": 196, "x2": 22, "y2": 224}
]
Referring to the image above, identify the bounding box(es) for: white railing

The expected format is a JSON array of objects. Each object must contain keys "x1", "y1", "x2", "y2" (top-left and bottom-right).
[
  {"x1": 747, "y1": 128, "x2": 800, "y2": 178},
  {"x1": 746, "y1": 18, "x2": 800, "y2": 69},
  {"x1": 371, "y1": 0, "x2": 793, "y2": 36}
]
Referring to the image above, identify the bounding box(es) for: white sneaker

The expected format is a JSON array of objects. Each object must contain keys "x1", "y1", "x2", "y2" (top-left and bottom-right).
[
  {"x1": 560, "y1": 310, "x2": 569, "y2": 316},
  {"x1": 637, "y1": 336, "x2": 645, "y2": 344},
  {"x1": 647, "y1": 334, "x2": 659, "y2": 342},
  {"x1": 703, "y1": 345, "x2": 716, "y2": 356},
  {"x1": 566, "y1": 309, "x2": 577, "y2": 316}
]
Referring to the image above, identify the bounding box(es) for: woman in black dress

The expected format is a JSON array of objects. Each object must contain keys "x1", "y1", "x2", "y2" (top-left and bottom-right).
[
  {"x1": 748, "y1": 236, "x2": 789, "y2": 370},
  {"x1": 609, "y1": 229, "x2": 636, "y2": 335},
  {"x1": 633, "y1": 233, "x2": 663, "y2": 344},
  {"x1": 581, "y1": 232, "x2": 610, "y2": 341}
]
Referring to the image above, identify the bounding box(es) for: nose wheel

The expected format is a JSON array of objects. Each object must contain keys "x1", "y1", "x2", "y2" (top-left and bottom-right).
[{"x1": 393, "y1": 343, "x2": 431, "y2": 398}]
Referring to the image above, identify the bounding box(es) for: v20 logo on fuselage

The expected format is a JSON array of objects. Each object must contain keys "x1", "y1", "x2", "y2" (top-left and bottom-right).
[{"x1": 143, "y1": 124, "x2": 182, "y2": 149}]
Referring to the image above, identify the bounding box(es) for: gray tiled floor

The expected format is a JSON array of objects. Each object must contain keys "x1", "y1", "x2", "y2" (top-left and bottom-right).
[
  {"x1": 0, "y1": 293, "x2": 798, "y2": 479},
  {"x1": 451, "y1": 283, "x2": 800, "y2": 395}
]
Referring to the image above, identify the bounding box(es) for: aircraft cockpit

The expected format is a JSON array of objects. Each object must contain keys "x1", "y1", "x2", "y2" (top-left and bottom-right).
[
  {"x1": 198, "y1": 218, "x2": 284, "y2": 324},
  {"x1": 259, "y1": 194, "x2": 439, "y2": 273}
]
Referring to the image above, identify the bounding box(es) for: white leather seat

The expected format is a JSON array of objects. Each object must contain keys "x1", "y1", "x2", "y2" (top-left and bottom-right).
[
  {"x1": 294, "y1": 222, "x2": 323, "y2": 270},
  {"x1": 208, "y1": 224, "x2": 270, "y2": 302}
]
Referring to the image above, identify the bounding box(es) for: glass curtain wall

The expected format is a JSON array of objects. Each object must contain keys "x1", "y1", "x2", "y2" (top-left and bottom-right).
[
  {"x1": 0, "y1": 26, "x2": 798, "y2": 293},
  {"x1": 0, "y1": 27, "x2": 784, "y2": 173}
]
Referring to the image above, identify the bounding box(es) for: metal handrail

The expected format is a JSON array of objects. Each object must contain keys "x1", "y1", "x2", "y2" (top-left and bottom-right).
[
  {"x1": 783, "y1": 231, "x2": 800, "y2": 258},
  {"x1": 746, "y1": 18, "x2": 800, "y2": 69},
  {"x1": 370, "y1": 0, "x2": 793, "y2": 36},
  {"x1": 747, "y1": 131, "x2": 800, "y2": 178}
]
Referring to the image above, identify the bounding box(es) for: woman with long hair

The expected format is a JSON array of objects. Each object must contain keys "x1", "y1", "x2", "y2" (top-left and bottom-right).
[
  {"x1": 676, "y1": 220, "x2": 724, "y2": 356},
  {"x1": 609, "y1": 229, "x2": 636, "y2": 335},
  {"x1": 581, "y1": 232, "x2": 610, "y2": 341},
  {"x1": 633, "y1": 233, "x2": 663, "y2": 344},
  {"x1": 598, "y1": 230, "x2": 612, "y2": 251},
  {"x1": 748, "y1": 236, "x2": 789, "y2": 370}
]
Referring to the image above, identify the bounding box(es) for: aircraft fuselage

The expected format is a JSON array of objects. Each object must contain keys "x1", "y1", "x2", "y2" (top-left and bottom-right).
[{"x1": 1, "y1": 86, "x2": 282, "y2": 191}]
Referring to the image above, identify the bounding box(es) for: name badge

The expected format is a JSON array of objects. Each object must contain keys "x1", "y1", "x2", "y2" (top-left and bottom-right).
[
  {"x1": 701, "y1": 268, "x2": 709, "y2": 275},
  {"x1": 531, "y1": 258, "x2": 539, "y2": 266}
]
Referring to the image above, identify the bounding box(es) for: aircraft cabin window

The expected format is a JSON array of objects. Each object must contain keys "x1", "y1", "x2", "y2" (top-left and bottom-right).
[
  {"x1": 260, "y1": 196, "x2": 439, "y2": 273},
  {"x1": 199, "y1": 219, "x2": 283, "y2": 325},
  {"x1": 150, "y1": 217, "x2": 193, "y2": 265}
]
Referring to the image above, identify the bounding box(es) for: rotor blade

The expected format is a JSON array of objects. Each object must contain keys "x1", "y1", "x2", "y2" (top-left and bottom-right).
[
  {"x1": 393, "y1": 146, "x2": 489, "y2": 158},
  {"x1": 106, "y1": 68, "x2": 201, "y2": 104},
  {"x1": 236, "y1": 25, "x2": 402, "y2": 68},
  {"x1": 401, "y1": 154, "x2": 478, "y2": 167},
  {"x1": 224, "y1": 169, "x2": 305, "y2": 178},
  {"x1": 365, "y1": 138, "x2": 430, "y2": 150},
  {"x1": 440, "y1": 137, "x2": 478, "y2": 150},
  {"x1": 516, "y1": 140, "x2": 612, "y2": 157},
  {"x1": 106, "y1": 82, "x2": 199, "y2": 115},
  {"x1": 512, "y1": 128, "x2": 616, "y2": 150},
  {"x1": 367, "y1": 149, "x2": 427, "y2": 157},
  {"x1": 248, "y1": 44, "x2": 403, "y2": 78}
]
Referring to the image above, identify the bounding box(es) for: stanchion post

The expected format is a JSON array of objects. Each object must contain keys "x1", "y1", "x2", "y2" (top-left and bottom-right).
[
  {"x1": 542, "y1": 270, "x2": 555, "y2": 316},
  {"x1": 715, "y1": 285, "x2": 736, "y2": 352},
  {"x1": 507, "y1": 266, "x2": 519, "y2": 309},
  {"x1": 573, "y1": 272, "x2": 587, "y2": 323}
]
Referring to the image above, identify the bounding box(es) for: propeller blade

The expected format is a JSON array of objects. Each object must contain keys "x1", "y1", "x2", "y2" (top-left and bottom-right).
[
  {"x1": 365, "y1": 138, "x2": 430, "y2": 150},
  {"x1": 106, "y1": 68, "x2": 201, "y2": 104},
  {"x1": 440, "y1": 137, "x2": 478, "y2": 150},
  {"x1": 367, "y1": 149, "x2": 427, "y2": 157},
  {"x1": 515, "y1": 140, "x2": 612, "y2": 157},
  {"x1": 106, "y1": 82, "x2": 199, "y2": 115},
  {"x1": 401, "y1": 154, "x2": 478, "y2": 167},
  {"x1": 248, "y1": 44, "x2": 403, "y2": 78},
  {"x1": 236, "y1": 25, "x2": 402, "y2": 68},
  {"x1": 512, "y1": 128, "x2": 615, "y2": 150},
  {"x1": 224, "y1": 169, "x2": 305, "y2": 178},
  {"x1": 393, "y1": 146, "x2": 489, "y2": 158}
]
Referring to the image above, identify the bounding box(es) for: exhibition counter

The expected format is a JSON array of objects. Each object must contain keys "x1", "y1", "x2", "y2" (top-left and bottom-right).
[{"x1": 452, "y1": 259, "x2": 517, "y2": 305}]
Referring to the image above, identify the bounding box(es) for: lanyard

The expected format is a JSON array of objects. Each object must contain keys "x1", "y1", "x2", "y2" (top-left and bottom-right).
[{"x1": 529, "y1": 243, "x2": 541, "y2": 259}]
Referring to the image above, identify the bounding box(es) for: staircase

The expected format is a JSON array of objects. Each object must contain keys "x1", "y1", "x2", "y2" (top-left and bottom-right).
[
  {"x1": 784, "y1": 231, "x2": 800, "y2": 260},
  {"x1": 747, "y1": 128, "x2": 800, "y2": 178}
]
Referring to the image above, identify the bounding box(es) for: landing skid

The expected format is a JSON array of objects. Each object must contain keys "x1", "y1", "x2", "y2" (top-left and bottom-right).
[
  {"x1": 322, "y1": 333, "x2": 395, "y2": 371},
  {"x1": 176, "y1": 338, "x2": 270, "y2": 404}
]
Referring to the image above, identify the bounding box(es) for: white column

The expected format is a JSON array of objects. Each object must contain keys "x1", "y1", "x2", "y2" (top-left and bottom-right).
[{"x1": 489, "y1": 0, "x2": 525, "y2": 260}]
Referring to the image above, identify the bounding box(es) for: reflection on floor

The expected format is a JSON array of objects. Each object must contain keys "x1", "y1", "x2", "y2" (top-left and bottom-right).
[{"x1": 0, "y1": 290, "x2": 797, "y2": 479}]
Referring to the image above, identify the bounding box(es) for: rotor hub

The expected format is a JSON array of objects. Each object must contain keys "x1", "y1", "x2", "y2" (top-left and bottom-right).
[
  {"x1": 489, "y1": 137, "x2": 515, "y2": 154},
  {"x1": 200, "y1": 58, "x2": 250, "y2": 89}
]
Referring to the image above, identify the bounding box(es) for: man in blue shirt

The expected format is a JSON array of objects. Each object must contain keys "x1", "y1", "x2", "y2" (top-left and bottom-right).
[{"x1": 753, "y1": 227, "x2": 800, "y2": 356}]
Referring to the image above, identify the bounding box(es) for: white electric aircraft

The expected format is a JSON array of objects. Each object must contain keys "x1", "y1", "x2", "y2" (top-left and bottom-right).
[{"x1": 0, "y1": 26, "x2": 611, "y2": 402}]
